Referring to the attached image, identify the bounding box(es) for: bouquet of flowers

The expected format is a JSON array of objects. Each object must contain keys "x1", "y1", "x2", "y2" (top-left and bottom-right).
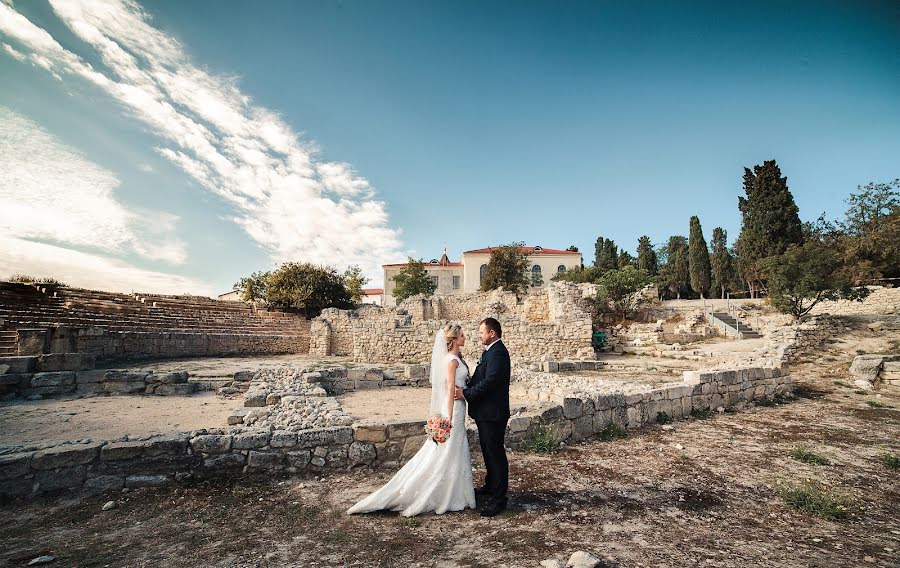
[{"x1": 425, "y1": 414, "x2": 452, "y2": 444}]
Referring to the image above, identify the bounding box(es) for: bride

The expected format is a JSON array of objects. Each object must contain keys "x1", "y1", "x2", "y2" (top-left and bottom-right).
[{"x1": 347, "y1": 323, "x2": 476, "y2": 517}]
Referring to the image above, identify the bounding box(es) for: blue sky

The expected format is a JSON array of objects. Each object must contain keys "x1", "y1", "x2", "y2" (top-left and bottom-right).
[{"x1": 1, "y1": 0, "x2": 897, "y2": 295}]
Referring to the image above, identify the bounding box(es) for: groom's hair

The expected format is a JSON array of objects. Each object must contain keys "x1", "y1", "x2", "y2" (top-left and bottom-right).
[{"x1": 481, "y1": 317, "x2": 502, "y2": 338}]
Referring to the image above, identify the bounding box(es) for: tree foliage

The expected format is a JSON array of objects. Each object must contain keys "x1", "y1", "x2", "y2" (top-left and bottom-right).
[
  {"x1": 235, "y1": 270, "x2": 270, "y2": 303},
  {"x1": 659, "y1": 235, "x2": 690, "y2": 299},
  {"x1": 265, "y1": 262, "x2": 353, "y2": 317},
  {"x1": 593, "y1": 236, "x2": 619, "y2": 272},
  {"x1": 709, "y1": 227, "x2": 735, "y2": 299},
  {"x1": 760, "y1": 241, "x2": 869, "y2": 318},
  {"x1": 688, "y1": 216, "x2": 712, "y2": 297},
  {"x1": 593, "y1": 266, "x2": 653, "y2": 322},
  {"x1": 480, "y1": 243, "x2": 530, "y2": 296},
  {"x1": 342, "y1": 265, "x2": 368, "y2": 303},
  {"x1": 392, "y1": 257, "x2": 437, "y2": 303},
  {"x1": 839, "y1": 179, "x2": 900, "y2": 282},
  {"x1": 617, "y1": 251, "x2": 635, "y2": 269},
  {"x1": 552, "y1": 265, "x2": 604, "y2": 284},
  {"x1": 636, "y1": 235, "x2": 658, "y2": 275},
  {"x1": 735, "y1": 160, "x2": 803, "y2": 294}
]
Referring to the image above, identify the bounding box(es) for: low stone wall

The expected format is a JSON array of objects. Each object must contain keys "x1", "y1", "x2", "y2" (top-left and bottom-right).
[
  {"x1": 808, "y1": 286, "x2": 900, "y2": 316},
  {"x1": 73, "y1": 328, "x2": 308, "y2": 361}
]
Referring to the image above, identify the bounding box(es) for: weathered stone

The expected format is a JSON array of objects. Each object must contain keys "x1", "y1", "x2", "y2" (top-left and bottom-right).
[
  {"x1": 191, "y1": 435, "x2": 232, "y2": 454},
  {"x1": 244, "y1": 391, "x2": 268, "y2": 407},
  {"x1": 228, "y1": 409, "x2": 249, "y2": 425},
  {"x1": 0, "y1": 452, "x2": 33, "y2": 480},
  {"x1": 84, "y1": 475, "x2": 125, "y2": 493},
  {"x1": 348, "y1": 441, "x2": 377, "y2": 465},
  {"x1": 353, "y1": 424, "x2": 387, "y2": 443},
  {"x1": 36, "y1": 353, "x2": 95, "y2": 372},
  {"x1": 270, "y1": 430, "x2": 298, "y2": 448},
  {"x1": 0, "y1": 477, "x2": 34, "y2": 497},
  {"x1": 0, "y1": 356, "x2": 37, "y2": 374},
  {"x1": 101, "y1": 441, "x2": 144, "y2": 461},
  {"x1": 232, "y1": 431, "x2": 271, "y2": 450},
  {"x1": 286, "y1": 450, "x2": 311, "y2": 468},
  {"x1": 401, "y1": 434, "x2": 428, "y2": 461},
  {"x1": 310, "y1": 456, "x2": 326, "y2": 467},
  {"x1": 154, "y1": 383, "x2": 195, "y2": 396},
  {"x1": 203, "y1": 453, "x2": 246, "y2": 468},
  {"x1": 849, "y1": 355, "x2": 884, "y2": 383},
  {"x1": 30, "y1": 372, "x2": 76, "y2": 388},
  {"x1": 103, "y1": 381, "x2": 147, "y2": 395},
  {"x1": 265, "y1": 393, "x2": 282, "y2": 405},
  {"x1": 385, "y1": 420, "x2": 425, "y2": 439},
  {"x1": 35, "y1": 465, "x2": 87, "y2": 491},
  {"x1": 562, "y1": 397, "x2": 583, "y2": 419},
  {"x1": 160, "y1": 371, "x2": 189, "y2": 384},
  {"x1": 75, "y1": 370, "x2": 108, "y2": 384},
  {"x1": 566, "y1": 550, "x2": 602, "y2": 568},
  {"x1": 125, "y1": 474, "x2": 171, "y2": 489},
  {"x1": 507, "y1": 415, "x2": 532, "y2": 434},
  {"x1": 540, "y1": 405, "x2": 564, "y2": 422},
  {"x1": 144, "y1": 433, "x2": 189, "y2": 456},
  {"x1": 32, "y1": 442, "x2": 103, "y2": 470},
  {"x1": 374, "y1": 441, "x2": 402, "y2": 463},
  {"x1": 232, "y1": 370, "x2": 255, "y2": 382}
]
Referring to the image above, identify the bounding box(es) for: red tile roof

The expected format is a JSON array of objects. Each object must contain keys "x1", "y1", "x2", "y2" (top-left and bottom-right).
[
  {"x1": 362, "y1": 288, "x2": 384, "y2": 295},
  {"x1": 463, "y1": 246, "x2": 581, "y2": 255},
  {"x1": 382, "y1": 262, "x2": 463, "y2": 268}
]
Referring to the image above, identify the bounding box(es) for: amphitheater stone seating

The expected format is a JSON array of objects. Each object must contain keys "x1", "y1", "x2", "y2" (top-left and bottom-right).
[{"x1": 0, "y1": 282, "x2": 310, "y2": 360}]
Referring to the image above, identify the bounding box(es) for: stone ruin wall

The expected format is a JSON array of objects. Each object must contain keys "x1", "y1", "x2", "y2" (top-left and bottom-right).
[
  {"x1": 808, "y1": 286, "x2": 900, "y2": 316},
  {"x1": 309, "y1": 282, "x2": 595, "y2": 364}
]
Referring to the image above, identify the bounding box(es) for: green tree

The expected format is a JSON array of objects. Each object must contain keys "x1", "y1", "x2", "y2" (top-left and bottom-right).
[
  {"x1": 735, "y1": 160, "x2": 804, "y2": 295},
  {"x1": 343, "y1": 265, "x2": 368, "y2": 303},
  {"x1": 761, "y1": 241, "x2": 869, "y2": 318},
  {"x1": 565, "y1": 245, "x2": 579, "y2": 252},
  {"x1": 617, "y1": 250, "x2": 635, "y2": 269},
  {"x1": 840, "y1": 179, "x2": 900, "y2": 281},
  {"x1": 392, "y1": 257, "x2": 437, "y2": 303},
  {"x1": 265, "y1": 262, "x2": 353, "y2": 317},
  {"x1": 593, "y1": 266, "x2": 653, "y2": 322},
  {"x1": 636, "y1": 235, "x2": 658, "y2": 275},
  {"x1": 593, "y1": 236, "x2": 618, "y2": 272},
  {"x1": 709, "y1": 227, "x2": 734, "y2": 299},
  {"x1": 688, "y1": 216, "x2": 712, "y2": 298},
  {"x1": 481, "y1": 243, "x2": 530, "y2": 296},
  {"x1": 234, "y1": 270, "x2": 270, "y2": 303},
  {"x1": 660, "y1": 236, "x2": 690, "y2": 299},
  {"x1": 552, "y1": 265, "x2": 604, "y2": 284}
]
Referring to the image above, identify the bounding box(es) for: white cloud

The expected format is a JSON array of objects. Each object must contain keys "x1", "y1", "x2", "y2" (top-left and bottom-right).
[
  {"x1": 0, "y1": 236, "x2": 212, "y2": 295},
  {"x1": 0, "y1": 106, "x2": 187, "y2": 264},
  {"x1": 0, "y1": 0, "x2": 406, "y2": 282},
  {"x1": 2, "y1": 41, "x2": 25, "y2": 61}
]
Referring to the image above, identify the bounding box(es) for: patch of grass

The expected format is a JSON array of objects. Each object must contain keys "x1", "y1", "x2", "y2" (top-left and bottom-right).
[
  {"x1": 655, "y1": 412, "x2": 672, "y2": 425},
  {"x1": 597, "y1": 422, "x2": 628, "y2": 442},
  {"x1": 757, "y1": 393, "x2": 795, "y2": 407},
  {"x1": 788, "y1": 447, "x2": 830, "y2": 466},
  {"x1": 525, "y1": 425, "x2": 562, "y2": 453},
  {"x1": 690, "y1": 408, "x2": 714, "y2": 419},
  {"x1": 396, "y1": 517, "x2": 419, "y2": 528},
  {"x1": 779, "y1": 482, "x2": 856, "y2": 521},
  {"x1": 878, "y1": 452, "x2": 900, "y2": 469},
  {"x1": 866, "y1": 400, "x2": 892, "y2": 408}
]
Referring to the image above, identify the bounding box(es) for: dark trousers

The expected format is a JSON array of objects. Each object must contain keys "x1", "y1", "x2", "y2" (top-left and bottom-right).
[{"x1": 475, "y1": 419, "x2": 509, "y2": 504}]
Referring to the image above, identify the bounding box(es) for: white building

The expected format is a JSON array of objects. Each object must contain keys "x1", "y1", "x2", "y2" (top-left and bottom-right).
[
  {"x1": 382, "y1": 245, "x2": 582, "y2": 307},
  {"x1": 360, "y1": 288, "x2": 384, "y2": 306}
]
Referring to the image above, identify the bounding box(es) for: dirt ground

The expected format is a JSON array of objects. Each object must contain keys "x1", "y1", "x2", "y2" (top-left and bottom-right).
[
  {"x1": 1, "y1": 321, "x2": 898, "y2": 568},
  {"x1": 0, "y1": 392, "x2": 236, "y2": 447}
]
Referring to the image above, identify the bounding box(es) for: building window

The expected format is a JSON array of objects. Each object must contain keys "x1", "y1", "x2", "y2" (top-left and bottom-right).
[
  {"x1": 479, "y1": 264, "x2": 487, "y2": 283},
  {"x1": 430, "y1": 275, "x2": 439, "y2": 287},
  {"x1": 557, "y1": 265, "x2": 566, "y2": 272},
  {"x1": 531, "y1": 265, "x2": 543, "y2": 287},
  {"x1": 452, "y1": 275, "x2": 460, "y2": 289}
]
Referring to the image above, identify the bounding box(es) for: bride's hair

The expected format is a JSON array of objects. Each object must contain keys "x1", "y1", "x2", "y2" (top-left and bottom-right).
[{"x1": 444, "y1": 323, "x2": 463, "y2": 351}]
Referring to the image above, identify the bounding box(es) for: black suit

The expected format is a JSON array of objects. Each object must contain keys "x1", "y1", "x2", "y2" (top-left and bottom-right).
[{"x1": 463, "y1": 340, "x2": 510, "y2": 505}]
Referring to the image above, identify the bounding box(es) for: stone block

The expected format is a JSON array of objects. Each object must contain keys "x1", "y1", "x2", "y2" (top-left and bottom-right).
[
  {"x1": 32, "y1": 442, "x2": 103, "y2": 470},
  {"x1": 101, "y1": 441, "x2": 144, "y2": 461},
  {"x1": 401, "y1": 435, "x2": 428, "y2": 461},
  {"x1": 626, "y1": 405, "x2": 644, "y2": 428},
  {"x1": 302, "y1": 372, "x2": 323, "y2": 383},
  {"x1": 247, "y1": 451, "x2": 283, "y2": 469},
  {"x1": 287, "y1": 450, "x2": 311, "y2": 468},
  {"x1": 35, "y1": 465, "x2": 86, "y2": 491},
  {"x1": 84, "y1": 475, "x2": 124, "y2": 493},
  {"x1": 386, "y1": 421, "x2": 426, "y2": 440},
  {"x1": 353, "y1": 424, "x2": 387, "y2": 443},
  {"x1": 0, "y1": 477, "x2": 34, "y2": 497},
  {"x1": 850, "y1": 355, "x2": 883, "y2": 382},
  {"x1": 354, "y1": 380, "x2": 380, "y2": 390},
  {"x1": 103, "y1": 381, "x2": 147, "y2": 395},
  {"x1": 572, "y1": 415, "x2": 594, "y2": 441},
  {"x1": 203, "y1": 453, "x2": 245, "y2": 469},
  {"x1": 310, "y1": 456, "x2": 326, "y2": 467},
  {"x1": 270, "y1": 430, "x2": 298, "y2": 448},
  {"x1": 228, "y1": 409, "x2": 249, "y2": 425},
  {"x1": 561, "y1": 397, "x2": 583, "y2": 420},
  {"x1": 36, "y1": 353, "x2": 95, "y2": 372},
  {"x1": 30, "y1": 372, "x2": 76, "y2": 388},
  {"x1": 404, "y1": 364, "x2": 426, "y2": 379},
  {"x1": 191, "y1": 435, "x2": 232, "y2": 454},
  {"x1": 0, "y1": 356, "x2": 37, "y2": 374},
  {"x1": 265, "y1": 393, "x2": 281, "y2": 405},
  {"x1": 154, "y1": 383, "x2": 195, "y2": 396},
  {"x1": 76, "y1": 370, "x2": 108, "y2": 384},
  {"x1": 0, "y1": 452, "x2": 33, "y2": 480},
  {"x1": 244, "y1": 391, "x2": 268, "y2": 407},
  {"x1": 540, "y1": 405, "x2": 563, "y2": 422},
  {"x1": 232, "y1": 431, "x2": 270, "y2": 450},
  {"x1": 160, "y1": 371, "x2": 188, "y2": 384},
  {"x1": 0, "y1": 372, "x2": 28, "y2": 387},
  {"x1": 232, "y1": 370, "x2": 255, "y2": 382},
  {"x1": 507, "y1": 416, "x2": 532, "y2": 434},
  {"x1": 125, "y1": 474, "x2": 171, "y2": 489},
  {"x1": 144, "y1": 433, "x2": 189, "y2": 456}
]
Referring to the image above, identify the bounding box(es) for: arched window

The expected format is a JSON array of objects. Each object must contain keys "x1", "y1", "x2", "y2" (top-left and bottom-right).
[
  {"x1": 479, "y1": 264, "x2": 487, "y2": 283},
  {"x1": 557, "y1": 265, "x2": 566, "y2": 272},
  {"x1": 532, "y1": 265, "x2": 542, "y2": 274},
  {"x1": 531, "y1": 265, "x2": 542, "y2": 287}
]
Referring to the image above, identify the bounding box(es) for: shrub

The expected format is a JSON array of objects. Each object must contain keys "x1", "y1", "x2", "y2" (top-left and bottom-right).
[
  {"x1": 779, "y1": 482, "x2": 855, "y2": 521},
  {"x1": 878, "y1": 452, "x2": 900, "y2": 469},
  {"x1": 597, "y1": 422, "x2": 628, "y2": 442},
  {"x1": 525, "y1": 425, "x2": 561, "y2": 453}
]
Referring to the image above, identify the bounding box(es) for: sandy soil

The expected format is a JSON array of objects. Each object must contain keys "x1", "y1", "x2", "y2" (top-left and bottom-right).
[
  {"x1": 1, "y1": 319, "x2": 898, "y2": 567},
  {"x1": 99, "y1": 354, "x2": 356, "y2": 377},
  {"x1": 339, "y1": 387, "x2": 536, "y2": 422},
  {"x1": 0, "y1": 392, "x2": 236, "y2": 447}
]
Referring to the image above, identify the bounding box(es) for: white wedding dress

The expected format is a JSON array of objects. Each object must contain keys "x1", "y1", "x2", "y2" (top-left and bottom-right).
[{"x1": 347, "y1": 343, "x2": 476, "y2": 517}]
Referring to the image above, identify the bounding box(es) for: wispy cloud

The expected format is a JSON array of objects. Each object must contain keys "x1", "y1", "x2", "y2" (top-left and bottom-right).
[
  {"x1": 0, "y1": 0, "x2": 405, "y2": 281},
  {"x1": 0, "y1": 236, "x2": 212, "y2": 295},
  {"x1": 0, "y1": 106, "x2": 187, "y2": 264}
]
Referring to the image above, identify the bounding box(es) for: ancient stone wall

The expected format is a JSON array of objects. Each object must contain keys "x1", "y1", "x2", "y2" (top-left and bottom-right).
[
  {"x1": 309, "y1": 282, "x2": 595, "y2": 364},
  {"x1": 808, "y1": 286, "x2": 900, "y2": 316}
]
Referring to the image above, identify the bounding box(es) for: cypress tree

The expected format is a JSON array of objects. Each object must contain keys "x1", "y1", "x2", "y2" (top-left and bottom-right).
[
  {"x1": 593, "y1": 236, "x2": 619, "y2": 272},
  {"x1": 735, "y1": 160, "x2": 803, "y2": 295},
  {"x1": 636, "y1": 235, "x2": 658, "y2": 275},
  {"x1": 688, "y1": 216, "x2": 712, "y2": 297},
  {"x1": 709, "y1": 227, "x2": 733, "y2": 299},
  {"x1": 664, "y1": 235, "x2": 690, "y2": 299}
]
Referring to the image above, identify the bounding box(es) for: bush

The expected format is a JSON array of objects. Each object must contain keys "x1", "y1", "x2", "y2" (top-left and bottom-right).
[
  {"x1": 655, "y1": 412, "x2": 672, "y2": 425},
  {"x1": 878, "y1": 452, "x2": 900, "y2": 469},
  {"x1": 7, "y1": 274, "x2": 65, "y2": 285},
  {"x1": 597, "y1": 422, "x2": 628, "y2": 441},
  {"x1": 779, "y1": 481, "x2": 855, "y2": 521},
  {"x1": 525, "y1": 425, "x2": 561, "y2": 453},
  {"x1": 234, "y1": 262, "x2": 353, "y2": 317}
]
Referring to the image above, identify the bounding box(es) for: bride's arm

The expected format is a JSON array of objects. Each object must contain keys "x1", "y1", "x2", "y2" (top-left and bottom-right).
[{"x1": 445, "y1": 359, "x2": 458, "y2": 419}]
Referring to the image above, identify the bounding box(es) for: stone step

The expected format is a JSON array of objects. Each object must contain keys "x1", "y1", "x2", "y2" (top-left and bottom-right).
[
  {"x1": 188, "y1": 377, "x2": 234, "y2": 391},
  {"x1": 882, "y1": 361, "x2": 900, "y2": 372}
]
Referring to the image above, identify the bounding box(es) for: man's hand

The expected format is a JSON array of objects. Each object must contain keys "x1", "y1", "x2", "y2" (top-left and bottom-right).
[{"x1": 453, "y1": 386, "x2": 465, "y2": 401}]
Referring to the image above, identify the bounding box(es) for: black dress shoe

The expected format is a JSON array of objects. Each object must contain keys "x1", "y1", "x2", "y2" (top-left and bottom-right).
[
  {"x1": 480, "y1": 500, "x2": 507, "y2": 517},
  {"x1": 474, "y1": 486, "x2": 490, "y2": 496}
]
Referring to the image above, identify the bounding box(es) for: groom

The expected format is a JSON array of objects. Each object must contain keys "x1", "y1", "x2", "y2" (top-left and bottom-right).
[{"x1": 454, "y1": 317, "x2": 510, "y2": 517}]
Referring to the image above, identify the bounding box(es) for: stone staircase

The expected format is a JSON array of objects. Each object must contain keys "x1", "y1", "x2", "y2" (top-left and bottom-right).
[
  {"x1": 0, "y1": 330, "x2": 16, "y2": 355},
  {"x1": 707, "y1": 312, "x2": 761, "y2": 339}
]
